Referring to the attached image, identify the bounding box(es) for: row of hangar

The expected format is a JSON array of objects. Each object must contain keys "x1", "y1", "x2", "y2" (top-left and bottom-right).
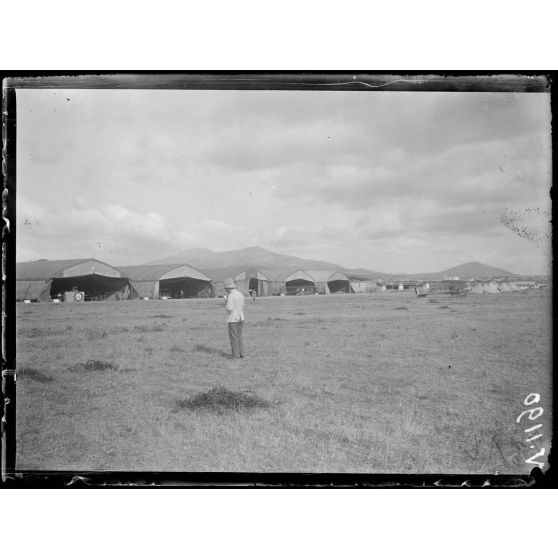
[{"x1": 15, "y1": 259, "x2": 356, "y2": 302}]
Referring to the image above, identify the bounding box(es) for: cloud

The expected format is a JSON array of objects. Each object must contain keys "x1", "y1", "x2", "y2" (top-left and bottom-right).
[
  {"x1": 180, "y1": 90, "x2": 550, "y2": 175},
  {"x1": 17, "y1": 199, "x2": 186, "y2": 264},
  {"x1": 271, "y1": 131, "x2": 549, "y2": 209},
  {"x1": 17, "y1": 198, "x2": 258, "y2": 264},
  {"x1": 15, "y1": 88, "x2": 552, "y2": 275}
]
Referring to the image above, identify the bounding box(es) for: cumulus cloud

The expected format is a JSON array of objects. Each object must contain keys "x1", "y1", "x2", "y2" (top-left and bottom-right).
[
  {"x1": 17, "y1": 198, "x2": 257, "y2": 265},
  {"x1": 18, "y1": 199, "x2": 189, "y2": 264}
]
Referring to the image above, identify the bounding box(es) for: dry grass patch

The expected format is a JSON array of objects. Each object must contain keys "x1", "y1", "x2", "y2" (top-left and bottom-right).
[
  {"x1": 18, "y1": 367, "x2": 53, "y2": 383},
  {"x1": 134, "y1": 325, "x2": 165, "y2": 333},
  {"x1": 74, "y1": 327, "x2": 109, "y2": 340},
  {"x1": 176, "y1": 387, "x2": 271, "y2": 413},
  {"x1": 26, "y1": 327, "x2": 67, "y2": 337},
  {"x1": 69, "y1": 359, "x2": 118, "y2": 372}
]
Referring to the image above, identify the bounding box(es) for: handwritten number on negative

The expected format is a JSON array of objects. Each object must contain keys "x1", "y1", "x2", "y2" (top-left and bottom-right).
[
  {"x1": 523, "y1": 393, "x2": 540, "y2": 406},
  {"x1": 519, "y1": 393, "x2": 546, "y2": 469},
  {"x1": 525, "y1": 448, "x2": 546, "y2": 468},
  {"x1": 516, "y1": 407, "x2": 543, "y2": 423}
]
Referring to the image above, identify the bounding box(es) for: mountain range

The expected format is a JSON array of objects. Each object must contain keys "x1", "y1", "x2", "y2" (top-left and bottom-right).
[
  {"x1": 150, "y1": 246, "x2": 345, "y2": 271},
  {"x1": 147, "y1": 246, "x2": 517, "y2": 280}
]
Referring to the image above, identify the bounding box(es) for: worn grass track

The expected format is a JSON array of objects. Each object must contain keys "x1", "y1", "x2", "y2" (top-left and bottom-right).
[{"x1": 15, "y1": 289, "x2": 552, "y2": 473}]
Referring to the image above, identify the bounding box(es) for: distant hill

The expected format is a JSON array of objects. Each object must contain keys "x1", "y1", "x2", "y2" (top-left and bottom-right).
[
  {"x1": 147, "y1": 247, "x2": 516, "y2": 280},
  {"x1": 440, "y1": 261, "x2": 516, "y2": 279},
  {"x1": 398, "y1": 261, "x2": 517, "y2": 280}
]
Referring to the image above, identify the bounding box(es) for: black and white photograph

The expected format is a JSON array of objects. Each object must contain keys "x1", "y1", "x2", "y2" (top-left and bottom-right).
[{"x1": 4, "y1": 73, "x2": 552, "y2": 478}]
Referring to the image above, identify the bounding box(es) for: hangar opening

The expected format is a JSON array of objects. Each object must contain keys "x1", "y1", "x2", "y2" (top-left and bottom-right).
[
  {"x1": 307, "y1": 271, "x2": 352, "y2": 294},
  {"x1": 203, "y1": 268, "x2": 272, "y2": 298},
  {"x1": 16, "y1": 259, "x2": 131, "y2": 302},
  {"x1": 327, "y1": 279, "x2": 351, "y2": 294},
  {"x1": 48, "y1": 274, "x2": 131, "y2": 301},
  {"x1": 285, "y1": 278, "x2": 316, "y2": 295},
  {"x1": 262, "y1": 269, "x2": 317, "y2": 296},
  {"x1": 158, "y1": 276, "x2": 213, "y2": 298},
  {"x1": 118, "y1": 264, "x2": 213, "y2": 299},
  {"x1": 234, "y1": 269, "x2": 271, "y2": 297}
]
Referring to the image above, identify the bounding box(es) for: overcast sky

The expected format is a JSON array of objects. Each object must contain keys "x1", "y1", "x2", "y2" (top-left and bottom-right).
[{"x1": 16, "y1": 87, "x2": 551, "y2": 274}]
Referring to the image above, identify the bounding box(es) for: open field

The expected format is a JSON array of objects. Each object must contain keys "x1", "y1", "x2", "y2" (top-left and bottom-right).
[{"x1": 15, "y1": 289, "x2": 552, "y2": 473}]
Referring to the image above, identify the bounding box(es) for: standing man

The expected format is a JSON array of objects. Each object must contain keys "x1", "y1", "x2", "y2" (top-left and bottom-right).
[{"x1": 223, "y1": 278, "x2": 245, "y2": 358}]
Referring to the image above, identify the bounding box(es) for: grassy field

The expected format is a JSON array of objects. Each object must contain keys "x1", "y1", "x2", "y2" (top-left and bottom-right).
[{"x1": 15, "y1": 289, "x2": 552, "y2": 473}]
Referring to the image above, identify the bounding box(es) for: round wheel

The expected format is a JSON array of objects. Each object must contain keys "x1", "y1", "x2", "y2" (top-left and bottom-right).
[{"x1": 74, "y1": 291, "x2": 84, "y2": 302}]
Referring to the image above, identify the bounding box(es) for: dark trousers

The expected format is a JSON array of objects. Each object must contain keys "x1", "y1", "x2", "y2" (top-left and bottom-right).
[{"x1": 228, "y1": 320, "x2": 244, "y2": 357}]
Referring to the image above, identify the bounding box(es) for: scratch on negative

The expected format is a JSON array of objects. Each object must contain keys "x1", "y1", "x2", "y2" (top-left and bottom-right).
[{"x1": 307, "y1": 79, "x2": 429, "y2": 89}]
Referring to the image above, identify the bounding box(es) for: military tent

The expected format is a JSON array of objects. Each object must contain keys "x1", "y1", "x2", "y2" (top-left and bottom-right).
[
  {"x1": 515, "y1": 280, "x2": 536, "y2": 289},
  {"x1": 306, "y1": 270, "x2": 352, "y2": 294},
  {"x1": 261, "y1": 269, "x2": 317, "y2": 296},
  {"x1": 16, "y1": 259, "x2": 131, "y2": 301},
  {"x1": 469, "y1": 282, "x2": 484, "y2": 294},
  {"x1": 498, "y1": 282, "x2": 512, "y2": 292},
  {"x1": 485, "y1": 281, "x2": 501, "y2": 293},
  {"x1": 118, "y1": 264, "x2": 213, "y2": 299},
  {"x1": 469, "y1": 281, "x2": 500, "y2": 294}
]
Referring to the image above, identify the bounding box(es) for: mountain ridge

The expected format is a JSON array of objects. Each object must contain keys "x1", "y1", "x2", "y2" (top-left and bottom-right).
[{"x1": 146, "y1": 247, "x2": 517, "y2": 279}]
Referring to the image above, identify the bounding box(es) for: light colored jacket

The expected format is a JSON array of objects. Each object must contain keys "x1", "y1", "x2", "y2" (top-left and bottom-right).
[{"x1": 225, "y1": 289, "x2": 245, "y2": 323}]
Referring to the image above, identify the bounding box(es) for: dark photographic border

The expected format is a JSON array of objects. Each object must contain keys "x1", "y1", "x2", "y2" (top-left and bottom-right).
[{"x1": 1, "y1": 71, "x2": 554, "y2": 487}]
